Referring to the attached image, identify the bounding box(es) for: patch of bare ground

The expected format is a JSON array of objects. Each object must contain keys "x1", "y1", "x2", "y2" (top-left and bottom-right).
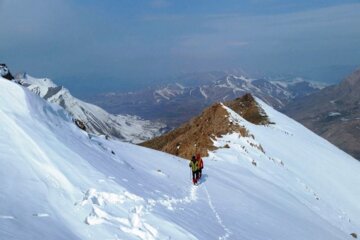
[
  {"x1": 140, "y1": 93, "x2": 269, "y2": 159},
  {"x1": 224, "y1": 93, "x2": 271, "y2": 125}
]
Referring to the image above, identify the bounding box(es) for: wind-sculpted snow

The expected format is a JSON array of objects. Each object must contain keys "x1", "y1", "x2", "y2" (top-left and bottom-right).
[
  {"x1": 1, "y1": 78, "x2": 360, "y2": 239},
  {"x1": 17, "y1": 74, "x2": 166, "y2": 143}
]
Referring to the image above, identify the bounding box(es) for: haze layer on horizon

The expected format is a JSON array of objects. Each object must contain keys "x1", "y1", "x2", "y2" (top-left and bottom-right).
[{"x1": 1, "y1": 0, "x2": 360, "y2": 96}]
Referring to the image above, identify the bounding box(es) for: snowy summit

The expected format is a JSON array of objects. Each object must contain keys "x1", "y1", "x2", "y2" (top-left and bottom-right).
[{"x1": 0, "y1": 78, "x2": 360, "y2": 240}]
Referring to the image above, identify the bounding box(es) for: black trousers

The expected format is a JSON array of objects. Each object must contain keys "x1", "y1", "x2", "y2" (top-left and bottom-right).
[
  {"x1": 192, "y1": 171, "x2": 197, "y2": 180},
  {"x1": 194, "y1": 170, "x2": 201, "y2": 179}
]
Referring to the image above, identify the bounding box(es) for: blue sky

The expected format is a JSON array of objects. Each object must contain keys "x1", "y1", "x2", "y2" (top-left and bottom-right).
[{"x1": 1, "y1": 0, "x2": 360, "y2": 96}]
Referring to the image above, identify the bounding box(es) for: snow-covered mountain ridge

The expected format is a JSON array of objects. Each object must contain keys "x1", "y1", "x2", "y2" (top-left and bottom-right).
[
  {"x1": 90, "y1": 73, "x2": 322, "y2": 127},
  {"x1": 143, "y1": 92, "x2": 360, "y2": 239},
  {"x1": 1, "y1": 78, "x2": 359, "y2": 239},
  {"x1": 141, "y1": 93, "x2": 271, "y2": 159},
  {"x1": 15, "y1": 74, "x2": 166, "y2": 143}
]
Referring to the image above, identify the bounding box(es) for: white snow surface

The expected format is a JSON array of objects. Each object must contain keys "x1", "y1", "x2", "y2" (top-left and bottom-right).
[
  {"x1": 153, "y1": 85, "x2": 184, "y2": 101},
  {"x1": 17, "y1": 74, "x2": 165, "y2": 143},
  {"x1": 270, "y1": 77, "x2": 327, "y2": 89},
  {"x1": 199, "y1": 87, "x2": 208, "y2": 99},
  {"x1": 328, "y1": 112, "x2": 342, "y2": 117},
  {"x1": 1, "y1": 78, "x2": 360, "y2": 240}
]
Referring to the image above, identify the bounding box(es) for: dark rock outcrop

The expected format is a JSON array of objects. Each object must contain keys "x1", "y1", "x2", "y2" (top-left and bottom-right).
[
  {"x1": 74, "y1": 119, "x2": 86, "y2": 131},
  {"x1": 0, "y1": 64, "x2": 14, "y2": 80}
]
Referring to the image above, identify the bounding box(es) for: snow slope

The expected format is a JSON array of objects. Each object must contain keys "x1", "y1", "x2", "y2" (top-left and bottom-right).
[
  {"x1": 1, "y1": 78, "x2": 359, "y2": 239},
  {"x1": 17, "y1": 74, "x2": 166, "y2": 143}
]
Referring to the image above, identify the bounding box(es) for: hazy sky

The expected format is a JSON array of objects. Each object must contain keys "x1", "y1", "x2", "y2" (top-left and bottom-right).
[{"x1": 1, "y1": 0, "x2": 360, "y2": 96}]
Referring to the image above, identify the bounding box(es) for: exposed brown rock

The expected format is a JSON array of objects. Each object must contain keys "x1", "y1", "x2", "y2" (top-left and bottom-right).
[
  {"x1": 224, "y1": 93, "x2": 271, "y2": 125},
  {"x1": 141, "y1": 94, "x2": 269, "y2": 160}
]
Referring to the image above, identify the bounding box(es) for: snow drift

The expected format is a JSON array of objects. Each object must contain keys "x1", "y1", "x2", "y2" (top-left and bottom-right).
[{"x1": 0, "y1": 78, "x2": 360, "y2": 240}]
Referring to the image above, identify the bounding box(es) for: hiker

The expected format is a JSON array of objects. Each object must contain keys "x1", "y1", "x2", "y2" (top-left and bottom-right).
[
  {"x1": 196, "y1": 153, "x2": 204, "y2": 180},
  {"x1": 189, "y1": 155, "x2": 198, "y2": 184}
]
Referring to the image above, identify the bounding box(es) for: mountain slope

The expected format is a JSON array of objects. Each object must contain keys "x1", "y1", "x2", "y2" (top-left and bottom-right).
[
  {"x1": 1, "y1": 78, "x2": 359, "y2": 239},
  {"x1": 90, "y1": 74, "x2": 322, "y2": 127},
  {"x1": 141, "y1": 94, "x2": 270, "y2": 159},
  {"x1": 16, "y1": 74, "x2": 166, "y2": 143},
  {"x1": 283, "y1": 68, "x2": 360, "y2": 160}
]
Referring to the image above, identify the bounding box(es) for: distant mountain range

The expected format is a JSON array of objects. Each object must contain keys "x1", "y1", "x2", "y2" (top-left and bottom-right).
[
  {"x1": 15, "y1": 73, "x2": 166, "y2": 143},
  {"x1": 283, "y1": 67, "x2": 360, "y2": 160},
  {"x1": 89, "y1": 73, "x2": 323, "y2": 127}
]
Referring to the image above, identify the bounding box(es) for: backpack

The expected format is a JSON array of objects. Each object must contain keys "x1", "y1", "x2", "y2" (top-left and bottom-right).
[{"x1": 199, "y1": 159, "x2": 203, "y2": 169}]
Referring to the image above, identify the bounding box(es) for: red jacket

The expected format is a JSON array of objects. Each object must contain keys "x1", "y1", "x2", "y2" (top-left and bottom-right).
[{"x1": 196, "y1": 154, "x2": 204, "y2": 169}]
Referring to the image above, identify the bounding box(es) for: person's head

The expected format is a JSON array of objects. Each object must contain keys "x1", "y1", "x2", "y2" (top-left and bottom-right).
[
  {"x1": 196, "y1": 153, "x2": 201, "y2": 160},
  {"x1": 191, "y1": 155, "x2": 196, "y2": 161}
]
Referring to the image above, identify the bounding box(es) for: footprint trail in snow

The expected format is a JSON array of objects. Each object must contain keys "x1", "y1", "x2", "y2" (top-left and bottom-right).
[
  {"x1": 204, "y1": 186, "x2": 232, "y2": 240},
  {"x1": 77, "y1": 183, "x2": 199, "y2": 240}
]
